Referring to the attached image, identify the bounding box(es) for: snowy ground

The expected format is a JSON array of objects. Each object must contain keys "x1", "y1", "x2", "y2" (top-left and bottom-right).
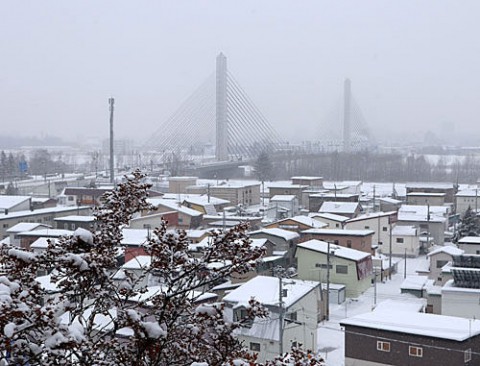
[{"x1": 316, "y1": 254, "x2": 430, "y2": 366}]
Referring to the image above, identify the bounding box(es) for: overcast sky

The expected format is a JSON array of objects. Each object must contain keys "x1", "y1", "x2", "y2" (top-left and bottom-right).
[{"x1": 2, "y1": 1, "x2": 480, "y2": 145}]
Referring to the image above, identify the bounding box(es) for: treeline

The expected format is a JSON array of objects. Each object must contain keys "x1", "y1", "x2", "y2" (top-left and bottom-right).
[
  {"x1": 274, "y1": 151, "x2": 480, "y2": 183},
  {"x1": 0, "y1": 149, "x2": 69, "y2": 182}
]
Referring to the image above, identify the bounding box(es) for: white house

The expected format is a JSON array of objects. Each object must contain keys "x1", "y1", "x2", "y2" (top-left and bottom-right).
[
  {"x1": 391, "y1": 225, "x2": 420, "y2": 257},
  {"x1": 458, "y1": 236, "x2": 480, "y2": 255},
  {"x1": 268, "y1": 195, "x2": 299, "y2": 219},
  {"x1": 223, "y1": 276, "x2": 321, "y2": 363},
  {"x1": 427, "y1": 245, "x2": 464, "y2": 285}
]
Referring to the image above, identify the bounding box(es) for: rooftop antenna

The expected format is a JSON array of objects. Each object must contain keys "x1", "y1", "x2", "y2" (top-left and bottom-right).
[{"x1": 108, "y1": 97, "x2": 115, "y2": 185}]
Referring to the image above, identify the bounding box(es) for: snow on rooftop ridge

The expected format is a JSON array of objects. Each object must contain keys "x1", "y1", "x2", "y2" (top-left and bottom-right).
[
  {"x1": 250, "y1": 228, "x2": 300, "y2": 241},
  {"x1": 297, "y1": 239, "x2": 370, "y2": 261},
  {"x1": 319, "y1": 201, "x2": 360, "y2": 214},
  {"x1": 458, "y1": 236, "x2": 480, "y2": 244},
  {"x1": 341, "y1": 310, "x2": 480, "y2": 341},
  {"x1": 309, "y1": 212, "x2": 350, "y2": 222},
  {"x1": 427, "y1": 245, "x2": 464, "y2": 257}
]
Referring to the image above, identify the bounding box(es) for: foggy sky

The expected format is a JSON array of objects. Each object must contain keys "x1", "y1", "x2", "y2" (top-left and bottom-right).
[{"x1": 2, "y1": 1, "x2": 480, "y2": 146}]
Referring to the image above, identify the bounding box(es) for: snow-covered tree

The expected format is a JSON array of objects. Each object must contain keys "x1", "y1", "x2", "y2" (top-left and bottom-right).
[
  {"x1": 253, "y1": 151, "x2": 274, "y2": 182},
  {"x1": 455, "y1": 206, "x2": 480, "y2": 241},
  {"x1": 0, "y1": 170, "x2": 324, "y2": 365}
]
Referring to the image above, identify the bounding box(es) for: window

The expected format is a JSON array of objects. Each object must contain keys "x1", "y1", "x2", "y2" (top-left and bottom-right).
[
  {"x1": 250, "y1": 342, "x2": 260, "y2": 352},
  {"x1": 335, "y1": 223, "x2": 340, "y2": 228},
  {"x1": 436, "y1": 260, "x2": 448, "y2": 269},
  {"x1": 377, "y1": 341, "x2": 390, "y2": 352},
  {"x1": 347, "y1": 240, "x2": 352, "y2": 248},
  {"x1": 315, "y1": 263, "x2": 332, "y2": 269},
  {"x1": 382, "y1": 226, "x2": 388, "y2": 232},
  {"x1": 465, "y1": 348, "x2": 472, "y2": 363},
  {"x1": 364, "y1": 226, "x2": 370, "y2": 229},
  {"x1": 64, "y1": 223, "x2": 68, "y2": 229},
  {"x1": 71, "y1": 224, "x2": 76, "y2": 230},
  {"x1": 291, "y1": 341, "x2": 298, "y2": 348},
  {"x1": 333, "y1": 240, "x2": 339, "y2": 245},
  {"x1": 286, "y1": 311, "x2": 297, "y2": 322},
  {"x1": 235, "y1": 307, "x2": 253, "y2": 328},
  {"x1": 409, "y1": 346, "x2": 423, "y2": 357},
  {"x1": 336, "y1": 265, "x2": 348, "y2": 274},
  {"x1": 396, "y1": 238, "x2": 404, "y2": 244}
]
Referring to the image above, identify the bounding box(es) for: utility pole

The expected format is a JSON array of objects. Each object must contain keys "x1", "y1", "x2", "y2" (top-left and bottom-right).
[
  {"x1": 274, "y1": 267, "x2": 286, "y2": 357},
  {"x1": 326, "y1": 241, "x2": 332, "y2": 321},
  {"x1": 373, "y1": 268, "x2": 377, "y2": 307},
  {"x1": 389, "y1": 218, "x2": 393, "y2": 280},
  {"x1": 108, "y1": 97, "x2": 115, "y2": 184},
  {"x1": 404, "y1": 248, "x2": 407, "y2": 279}
]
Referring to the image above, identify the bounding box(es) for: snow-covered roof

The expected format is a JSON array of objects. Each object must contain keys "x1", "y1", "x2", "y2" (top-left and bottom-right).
[
  {"x1": 0, "y1": 195, "x2": 30, "y2": 210},
  {"x1": 147, "y1": 198, "x2": 202, "y2": 217},
  {"x1": 270, "y1": 195, "x2": 297, "y2": 202},
  {"x1": 407, "y1": 192, "x2": 446, "y2": 197},
  {"x1": 308, "y1": 212, "x2": 350, "y2": 222},
  {"x1": 271, "y1": 216, "x2": 328, "y2": 229},
  {"x1": 406, "y1": 182, "x2": 454, "y2": 190},
  {"x1": 16, "y1": 229, "x2": 73, "y2": 238},
  {"x1": 379, "y1": 197, "x2": 402, "y2": 204},
  {"x1": 341, "y1": 310, "x2": 480, "y2": 341},
  {"x1": 0, "y1": 206, "x2": 91, "y2": 221},
  {"x1": 291, "y1": 176, "x2": 323, "y2": 181},
  {"x1": 373, "y1": 298, "x2": 425, "y2": 313},
  {"x1": 249, "y1": 228, "x2": 300, "y2": 241},
  {"x1": 6, "y1": 222, "x2": 51, "y2": 233},
  {"x1": 182, "y1": 195, "x2": 230, "y2": 206},
  {"x1": 223, "y1": 275, "x2": 319, "y2": 308},
  {"x1": 392, "y1": 225, "x2": 417, "y2": 236},
  {"x1": 427, "y1": 245, "x2": 464, "y2": 257},
  {"x1": 319, "y1": 202, "x2": 360, "y2": 214},
  {"x1": 397, "y1": 205, "x2": 447, "y2": 223},
  {"x1": 30, "y1": 237, "x2": 57, "y2": 249},
  {"x1": 122, "y1": 255, "x2": 152, "y2": 270},
  {"x1": 121, "y1": 229, "x2": 149, "y2": 246},
  {"x1": 302, "y1": 228, "x2": 375, "y2": 237},
  {"x1": 458, "y1": 236, "x2": 480, "y2": 244},
  {"x1": 346, "y1": 211, "x2": 396, "y2": 223},
  {"x1": 296, "y1": 239, "x2": 370, "y2": 262},
  {"x1": 456, "y1": 189, "x2": 479, "y2": 197},
  {"x1": 400, "y1": 275, "x2": 429, "y2": 290},
  {"x1": 53, "y1": 215, "x2": 95, "y2": 222}
]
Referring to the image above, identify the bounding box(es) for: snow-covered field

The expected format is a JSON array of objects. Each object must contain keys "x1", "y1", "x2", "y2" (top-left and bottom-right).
[{"x1": 317, "y1": 255, "x2": 430, "y2": 366}]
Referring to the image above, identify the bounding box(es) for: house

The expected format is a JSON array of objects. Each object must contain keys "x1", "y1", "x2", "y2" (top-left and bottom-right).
[
  {"x1": 308, "y1": 193, "x2": 359, "y2": 213},
  {"x1": 0, "y1": 206, "x2": 91, "y2": 240},
  {"x1": 168, "y1": 176, "x2": 198, "y2": 194},
  {"x1": 400, "y1": 276, "x2": 431, "y2": 298},
  {"x1": 341, "y1": 310, "x2": 480, "y2": 366},
  {"x1": 406, "y1": 192, "x2": 446, "y2": 206},
  {"x1": 249, "y1": 228, "x2": 300, "y2": 266},
  {"x1": 405, "y1": 182, "x2": 456, "y2": 203},
  {"x1": 457, "y1": 236, "x2": 480, "y2": 255},
  {"x1": 295, "y1": 239, "x2": 373, "y2": 297},
  {"x1": 300, "y1": 228, "x2": 375, "y2": 254},
  {"x1": 6, "y1": 222, "x2": 52, "y2": 246},
  {"x1": 268, "y1": 183, "x2": 308, "y2": 207},
  {"x1": 291, "y1": 176, "x2": 324, "y2": 188},
  {"x1": 128, "y1": 211, "x2": 179, "y2": 231},
  {"x1": 147, "y1": 198, "x2": 203, "y2": 229},
  {"x1": 223, "y1": 276, "x2": 321, "y2": 363},
  {"x1": 182, "y1": 195, "x2": 230, "y2": 214},
  {"x1": 268, "y1": 195, "x2": 299, "y2": 218},
  {"x1": 318, "y1": 201, "x2": 362, "y2": 219},
  {"x1": 60, "y1": 187, "x2": 163, "y2": 207},
  {"x1": 441, "y1": 254, "x2": 480, "y2": 319},
  {"x1": 456, "y1": 189, "x2": 479, "y2": 215},
  {"x1": 344, "y1": 211, "x2": 397, "y2": 249},
  {"x1": 426, "y1": 245, "x2": 464, "y2": 285},
  {"x1": 209, "y1": 182, "x2": 261, "y2": 206},
  {"x1": 54, "y1": 215, "x2": 96, "y2": 231},
  {"x1": 379, "y1": 197, "x2": 402, "y2": 213},
  {"x1": 397, "y1": 205, "x2": 449, "y2": 247},
  {"x1": 16, "y1": 229, "x2": 73, "y2": 250},
  {"x1": 0, "y1": 195, "x2": 32, "y2": 214},
  {"x1": 308, "y1": 212, "x2": 349, "y2": 229},
  {"x1": 390, "y1": 225, "x2": 420, "y2": 257},
  {"x1": 264, "y1": 215, "x2": 328, "y2": 233}
]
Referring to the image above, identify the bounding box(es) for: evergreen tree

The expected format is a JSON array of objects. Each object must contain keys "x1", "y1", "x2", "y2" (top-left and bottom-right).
[
  {"x1": 456, "y1": 206, "x2": 480, "y2": 240},
  {"x1": 253, "y1": 151, "x2": 274, "y2": 182}
]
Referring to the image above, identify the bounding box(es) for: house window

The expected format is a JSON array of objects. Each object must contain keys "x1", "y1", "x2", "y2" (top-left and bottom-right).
[
  {"x1": 235, "y1": 307, "x2": 252, "y2": 328},
  {"x1": 436, "y1": 260, "x2": 448, "y2": 269},
  {"x1": 346, "y1": 240, "x2": 352, "y2": 248},
  {"x1": 336, "y1": 265, "x2": 348, "y2": 274},
  {"x1": 64, "y1": 223, "x2": 68, "y2": 229},
  {"x1": 465, "y1": 348, "x2": 472, "y2": 363},
  {"x1": 396, "y1": 238, "x2": 404, "y2": 244},
  {"x1": 335, "y1": 223, "x2": 340, "y2": 228},
  {"x1": 382, "y1": 227, "x2": 388, "y2": 232},
  {"x1": 315, "y1": 263, "x2": 332, "y2": 269},
  {"x1": 409, "y1": 346, "x2": 423, "y2": 357},
  {"x1": 71, "y1": 224, "x2": 76, "y2": 230},
  {"x1": 3, "y1": 224, "x2": 8, "y2": 228},
  {"x1": 291, "y1": 341, "x2": 298, "y2": 348},
  {"x1": 365, "y1": 226, "x2": 370, "y2": 229},
  {"x1": 250, "y1": 342, "x2": 261, "y2": 352},
  {"x1": 377, "y1": 341, "x2": 390, "y2": 352},
  {"x1": 333, "y1": 240, "x2": 339, "y2": 245}
]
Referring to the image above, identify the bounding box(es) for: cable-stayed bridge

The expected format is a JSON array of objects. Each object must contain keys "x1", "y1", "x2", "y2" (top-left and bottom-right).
[
  {"x1": 143, "y1": 53, "x2": 283, "y2": 162},
  {"x1": 142, "y1": 53, "x2": 375, "y2": 177}
]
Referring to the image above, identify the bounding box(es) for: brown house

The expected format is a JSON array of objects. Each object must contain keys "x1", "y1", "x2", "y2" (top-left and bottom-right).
[
  {"x1": 264, "y1": 215, "x2": 328, "y2": 233},
  {"x1": 300, "y1": 228, "x2": 375, "y2": 254},
  {"x1": 341, "y1": 310, "x2": 480, "y2": 365}
]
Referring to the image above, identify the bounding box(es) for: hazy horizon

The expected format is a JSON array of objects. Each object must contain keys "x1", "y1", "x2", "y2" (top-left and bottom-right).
[{"x1": 2, "y1": 1, "x2": 480, "y2": 146}]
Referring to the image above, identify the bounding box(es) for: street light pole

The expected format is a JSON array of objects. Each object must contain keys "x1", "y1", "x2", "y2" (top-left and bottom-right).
[{"x1": 326, "y1": 241, "x2": 332, "y2": 321}]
